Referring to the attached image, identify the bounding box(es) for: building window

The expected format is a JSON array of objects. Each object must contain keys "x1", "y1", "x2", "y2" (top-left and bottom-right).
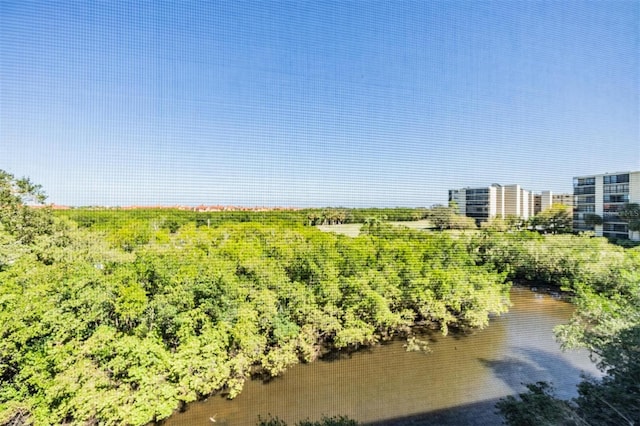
[
  {"x1": 603, "y1": 174, "x2": 629, "y2": 184},
  {"x1": 603, "y1": 194, "x2": 629, "y2": 203},
  {"x1": 574, "y1": 177, "x2": 596, "y2": 186},
  {"x1": 603, "y1": 184, "x2": 629, "y2": 194},
  {"x1": 604, "y1": 223, "x2": 628, "y2": 232},
  {"x1": 574, "y1": 187, "x2": 595, "y2": 195},
  {"x1": 575, "y1": 205, "x2": 595, "y2": 213},
  {"x1": 603, "y1": 204, "x2": 624, "y2": 212},
  {"x1": 577, "y1": 195, "x2": 595, "y2": 204},
  {"x1": 466, "y1": 189, "x2": 489, "y2": 195}
]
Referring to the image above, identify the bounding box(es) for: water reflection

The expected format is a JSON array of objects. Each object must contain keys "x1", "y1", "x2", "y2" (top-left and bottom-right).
[{"x1": 163, "y1": 287, "x2": 600, "y2": 425}]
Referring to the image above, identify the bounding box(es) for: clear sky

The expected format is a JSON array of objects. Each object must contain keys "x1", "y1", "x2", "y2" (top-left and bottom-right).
[{"x1": 1, "y1": 1, "x2": 638, "y2": 207}]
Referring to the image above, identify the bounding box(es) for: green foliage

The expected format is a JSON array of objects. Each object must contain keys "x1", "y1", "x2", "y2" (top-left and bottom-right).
[
  {"x1": 0, "y1": 170, "x2": 53, "y2": 244},
  {"x1": 482, "y1": 215, "x2": 526, "y2": 232},
  {"x1": 496, "y1": 236, "x2": 640, "y2": 426},
  {"x1": 257, "y1": 415, "x2": 359, "y2": 426},
  {"x1": 619, "y1": 203, "x2": 640, "y2": 232},
  {"x1": 472, "y1": 231, "x2": 625, "y2": 285},
  {"x1": 572, "y1": 325, "x2": 640, "y2": 425},
  {"x1": 496, "y1": 382, "x2": 583, "y2": 426},
  {"x1": 426, "y1": 204, "x2": 456, "y2": 230},
  {"x1": 481, "y1": 216, "x2": 509, "y2": 232},
  {"x1": 426, "y1": 204, "x2": 476, "y2": 230},
  {"x1": 584, "y1": 213, "x2": 603, "y2": 227},
  {"x1": 531, "y1": 204, "x2": 573, "y2": 234},
  {"x1": 448, "y1": 213, "x2": 477, "y2": 230},
  {"x1": 0, "y1": 170, "x2": 46, "y2": 206},
  {"x1": 498, "y1": 326, "x2": 640, "y2": 425},
  {"x1": 57, "y1": 207, "x2": 431, "y2": 231}
]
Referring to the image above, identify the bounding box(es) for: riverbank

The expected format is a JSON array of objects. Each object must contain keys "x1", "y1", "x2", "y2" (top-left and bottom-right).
[
  {"x1": 161, "y1": 287, "x2": 600, "y2": 425},
  {"x1": 511, "y1": 279, "x2": 572, "y2": 302}
]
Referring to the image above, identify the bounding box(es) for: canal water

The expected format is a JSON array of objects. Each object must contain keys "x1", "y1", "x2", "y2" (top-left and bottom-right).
[{"x1": 163, "y1": 287, "x2": 601, "y2": 425}]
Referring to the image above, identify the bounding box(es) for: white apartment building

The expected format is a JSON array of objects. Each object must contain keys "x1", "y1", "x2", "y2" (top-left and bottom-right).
[
  {"x1": 534, "y1": 191, "x2": 574, "y2": 214},
  {"x1": 448, "y1": 184, "x2": 535, "y2": 224},
  {"x1": 573, "y1": 171, "x2": 640, "y2": 240}
]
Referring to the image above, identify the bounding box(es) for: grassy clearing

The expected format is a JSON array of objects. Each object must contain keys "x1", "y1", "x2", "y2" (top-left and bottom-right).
[
  {"x1": 317, "y1": 220, "x2": 433, "y2": 237},
  {"x1": 316, "y1": 223, "x2": 362, "y2": 237},
  {"x1": 388, "y1": 219, "x2": 432, "y2": 230}
]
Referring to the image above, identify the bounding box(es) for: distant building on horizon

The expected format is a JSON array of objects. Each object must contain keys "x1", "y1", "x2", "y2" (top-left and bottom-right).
[
  {"x1": 533, "y1": 191, "x2": 574, "y2": 215},
  {"x1": 534, "y1": 190, "x2": 552, "y2": 214},
  {"x1": 448, "y1": 184, "x2": 535, "y2": 224},
  {"x1": 573, "y1": 170, "x2": 640, "y2": 240},
  {"x1": 449, "y1": 184, "x2": 573, "y2": 224}
]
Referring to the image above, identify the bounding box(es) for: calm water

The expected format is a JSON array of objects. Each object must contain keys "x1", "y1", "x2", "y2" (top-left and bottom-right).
[{"x1": 163, "y1": 287, "x2": 600, "y2": 425}]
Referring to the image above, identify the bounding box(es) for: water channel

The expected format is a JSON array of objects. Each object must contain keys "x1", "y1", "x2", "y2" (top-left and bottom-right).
[{"x1": 163, "y1": 287, "x2": 601, "y2": 425}]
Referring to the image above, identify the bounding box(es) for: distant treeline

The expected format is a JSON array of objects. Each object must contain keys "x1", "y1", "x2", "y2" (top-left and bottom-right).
[{"x1": 56, "y1": 207, "x2": 430, "y2": 229}]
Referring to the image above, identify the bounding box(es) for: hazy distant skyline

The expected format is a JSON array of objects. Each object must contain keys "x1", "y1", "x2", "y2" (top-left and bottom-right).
[{"x1": 2, "y1": 1, "x2": 638, "y2": 207}]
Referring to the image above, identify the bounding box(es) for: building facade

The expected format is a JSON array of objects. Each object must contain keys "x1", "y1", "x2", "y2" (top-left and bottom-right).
[
  {"x1": 449, "y1": 184, "x2": 535, "y2": 224},
  {"x1": 553, "y1": 193, "x2": 575, "y2": 207},
  {"x1": 533, "y1": 191, "x2": 574, "y2": 215},
  {"x1": 573, "y1": 171, "x2": 640, "y2": 240}
]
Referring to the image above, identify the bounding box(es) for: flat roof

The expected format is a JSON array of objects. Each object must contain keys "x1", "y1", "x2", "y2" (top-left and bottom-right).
[{"x1": 574, "y1": 170, "x2": 640, "y2": 179}]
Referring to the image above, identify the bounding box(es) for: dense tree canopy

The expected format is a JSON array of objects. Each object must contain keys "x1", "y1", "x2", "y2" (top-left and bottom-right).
[
  {"x1": 425, "y1": 204, "x2": 476, "y2": 230},
  {"x1": 530, "y1": 204, "x2": 573, "y2": 234}
]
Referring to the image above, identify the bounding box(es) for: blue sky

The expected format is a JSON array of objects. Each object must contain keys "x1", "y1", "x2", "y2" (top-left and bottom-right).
[{"x1": 1, "y1": 1, "x2": 638, "y2": 207}]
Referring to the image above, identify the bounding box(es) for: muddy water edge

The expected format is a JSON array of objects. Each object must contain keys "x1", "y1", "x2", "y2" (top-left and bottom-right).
[{"x1": 161, "y1": 287, "x2": 600, "y2": 425}]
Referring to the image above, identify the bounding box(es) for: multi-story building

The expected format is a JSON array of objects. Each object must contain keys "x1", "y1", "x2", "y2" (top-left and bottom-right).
[
  {"x1": 533, "y1": 191, "x2": 574, "y2": 215},
  {"x1": 534, "y1": 191, "x2": 551, "y2": 214},
  {"x1": 573, "y1": 171, "x2": 640, "y2": 240},
  {"x1": 553, "y1": 193, "x2": 575, "y2": 207},
  {"x1": 449, "y1": 184, "x2": 535, "y2": 224}
]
